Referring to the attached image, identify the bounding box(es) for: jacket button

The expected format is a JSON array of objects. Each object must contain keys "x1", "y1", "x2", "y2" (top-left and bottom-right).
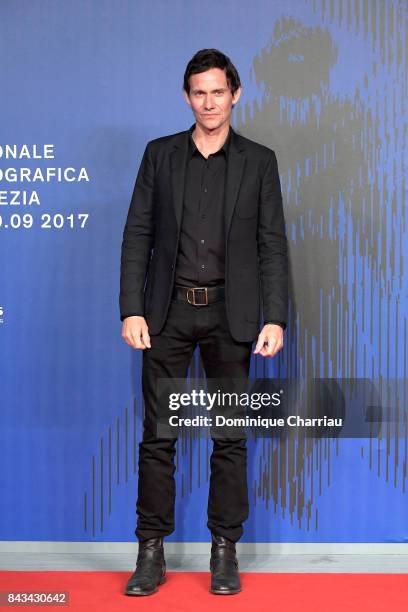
[{"x1": 171, "y1": 264, "x2": 174, "y2": 270}]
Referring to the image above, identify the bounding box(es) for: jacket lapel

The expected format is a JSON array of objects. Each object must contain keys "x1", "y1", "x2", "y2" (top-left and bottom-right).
[
  {"x1": 223, "y1": 131, "x2": 246, "y2": 236},
  {"x1": 170, "y1": 131, "x2": 189, "y2": 230},
  {"x1": 170, "y1": 124, "x2": 246, "y2": 234}
]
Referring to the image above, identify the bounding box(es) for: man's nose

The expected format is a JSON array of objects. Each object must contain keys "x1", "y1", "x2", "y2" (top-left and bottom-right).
[{"x1": 204, "y1": 95, "x2": 215, "y2": 109}]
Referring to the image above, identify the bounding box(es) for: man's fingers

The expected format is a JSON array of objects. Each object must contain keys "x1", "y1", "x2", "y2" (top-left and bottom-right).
[
  {"x1": 257, "y1": 334, "x2": 283, "y2": 357},
  {"x1": 132, "y1": 333, "x2": 147, "y2": 349},
  {"x1": 266, "y1": 337, "x2": 284, "y2": 357},
  {"x1": 260, "y1": 343, "x2": 273, "y2": 357},
  {"x1": 253, "y1": 333, "x2": 266, "y2": 354},
  {"x1": 264, "y1": 336, "x2": 278, "y2": 356},
  {"x1": 264, "y1": 345, "x2": 277, "y2": 357},
  {"x1": 125, "y1": 330, "x2": 144, "y2": 349},
  {"x1": 122, "y1": 328, "x2": 146, "y2": 349},
  {"x1": 141, "y1": 327, "x2": 151, "y2": 349},
  {"x1": 121, "y1": 317, "x2": 151, "y2": 350}
]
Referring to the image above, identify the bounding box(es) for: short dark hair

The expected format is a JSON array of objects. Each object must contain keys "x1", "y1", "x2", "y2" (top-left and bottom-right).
[{"x1": 183, "y1": 48, "x2": 241, "y2": 95}]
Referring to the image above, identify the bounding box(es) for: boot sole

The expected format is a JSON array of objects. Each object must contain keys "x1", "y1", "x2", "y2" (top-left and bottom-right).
[
  {"x1": 210, "y1": 587, "x2": 241, "y2": 595},
  {"x1": 124, "y1": 574, "x2": 166, "y2": 596}
]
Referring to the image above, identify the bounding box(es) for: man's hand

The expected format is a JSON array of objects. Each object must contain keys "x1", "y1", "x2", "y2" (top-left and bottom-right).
[
  {"x1": 253, "y1": 323, "x2": 284, "y2": 358},
  {"x1": 122, "y1": 316, "x2": 151, "y2": 350}
]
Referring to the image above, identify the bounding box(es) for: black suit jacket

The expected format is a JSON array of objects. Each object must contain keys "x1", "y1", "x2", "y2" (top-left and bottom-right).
[{"x1": 120, "y1": 123, "x2": 288, "y2": 342}]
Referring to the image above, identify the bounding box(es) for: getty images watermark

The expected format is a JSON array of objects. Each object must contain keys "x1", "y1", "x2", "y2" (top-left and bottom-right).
[
  {"x1": 154, "y1": 377, "x2": 398, "y2": 439},
  {"x1": 155, "y1": 378, "x2": 350, "y2": 439},
  {"x1": 166, "y1": 387, "x2": 340, "y2": 429}
]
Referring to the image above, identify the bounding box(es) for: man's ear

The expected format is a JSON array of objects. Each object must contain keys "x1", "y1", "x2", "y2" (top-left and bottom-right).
[
  {"x1": 183, "y1": 89, "x2": 191, "y2": 107},
  {"x1": 232, "y1": 86, "x2": 242, "y2": 107}
]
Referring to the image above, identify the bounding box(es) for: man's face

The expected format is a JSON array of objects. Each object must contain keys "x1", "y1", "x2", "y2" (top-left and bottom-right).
[{"x1": 184, "y1": 67, "x2": 241, "y2": 132}]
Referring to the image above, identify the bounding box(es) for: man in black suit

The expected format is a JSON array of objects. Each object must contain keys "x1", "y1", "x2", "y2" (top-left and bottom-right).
[{"x1": 121, "y1": 48, "x2": 288, "y2": 596}]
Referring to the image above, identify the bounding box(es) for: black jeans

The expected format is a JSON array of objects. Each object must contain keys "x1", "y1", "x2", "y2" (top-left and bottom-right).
[{"x1": 135, "y1": 296, "x2": 253, "y2": 543}]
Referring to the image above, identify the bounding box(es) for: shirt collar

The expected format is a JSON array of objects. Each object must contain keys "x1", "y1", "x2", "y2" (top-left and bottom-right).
[{"x1": 188, "y1": 123, "x2": 231, "y2": 159}]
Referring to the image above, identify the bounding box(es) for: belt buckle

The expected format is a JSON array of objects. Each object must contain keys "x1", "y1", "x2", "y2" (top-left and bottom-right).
[{"x1": 187, "y1": 287, "x2": 208, "y2": 306}]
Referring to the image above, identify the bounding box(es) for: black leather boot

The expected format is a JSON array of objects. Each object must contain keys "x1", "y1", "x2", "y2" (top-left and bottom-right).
[
  {"x1": 124, "y1": 536, "x2": 166, "y2": 596},
  {"x1": 209, "y1": 533, "x2": 241, "y2": 595}
]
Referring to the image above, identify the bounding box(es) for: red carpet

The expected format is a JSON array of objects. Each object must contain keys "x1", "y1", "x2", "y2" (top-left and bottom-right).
[{"x1": 0, "y1": 571, "x2": 407, "y2": 611}]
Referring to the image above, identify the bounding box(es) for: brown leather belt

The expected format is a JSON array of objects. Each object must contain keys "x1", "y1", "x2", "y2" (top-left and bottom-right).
[{"x1": 172, "y1": 284, "x2": 225, "y2": 306}]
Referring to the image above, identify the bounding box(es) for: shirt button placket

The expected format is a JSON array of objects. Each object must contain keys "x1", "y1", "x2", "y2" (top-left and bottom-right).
[{"x1": 198, "y1": 158, "x2": 209, "y2": 283}]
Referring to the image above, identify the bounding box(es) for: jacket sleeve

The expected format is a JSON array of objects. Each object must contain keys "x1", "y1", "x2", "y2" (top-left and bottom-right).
[
  {"x1": 257, "y1": 150, "x2": 288, "y2": 327},
  {"x1": 119, "y1": 142, "x2": 155, "y2": 321}
]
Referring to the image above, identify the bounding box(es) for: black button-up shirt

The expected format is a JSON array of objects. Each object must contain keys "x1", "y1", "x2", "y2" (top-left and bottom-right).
[
  {"x1": 172, "y1": 123, "x2": 285, "y2": 330},
  {"x1": 173, "y1": 123, "x2": 229, "y2": 287}
]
